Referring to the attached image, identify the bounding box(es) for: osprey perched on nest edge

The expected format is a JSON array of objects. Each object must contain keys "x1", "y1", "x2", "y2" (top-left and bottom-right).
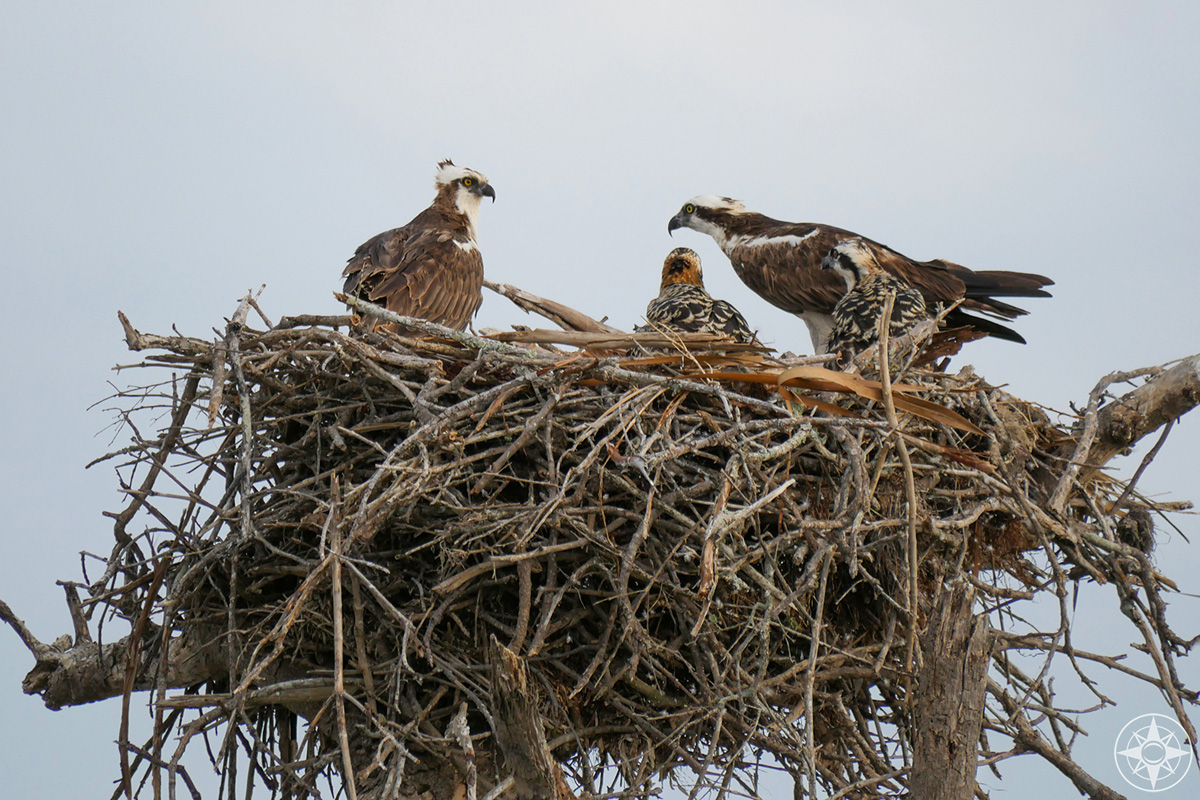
[
  {"x1": 342, "y1": 160, "x2": 495, "y2": 331},
  {"x1": 668, "y1": 195, "x2": 1053, "y2": 354}
]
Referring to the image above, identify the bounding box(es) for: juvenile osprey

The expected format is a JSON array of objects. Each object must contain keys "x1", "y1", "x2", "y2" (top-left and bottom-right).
[
  {"x1": 822, "y1": 239, "x2": 929, "y2": 363},
  {"x1": 342, "y1": 160, "x2": 495, "y2": 331},
  {"x1": 668, "y1": 196, "x2": 1052, "y2": 353},
  {"x1": 638, "y1": 247, "x2": 755, "y2": 343}
]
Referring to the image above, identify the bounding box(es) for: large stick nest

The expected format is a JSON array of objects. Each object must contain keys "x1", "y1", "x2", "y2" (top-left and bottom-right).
[{"x1": 59, "y1": 295, "x2": 1195, "y2": 799}]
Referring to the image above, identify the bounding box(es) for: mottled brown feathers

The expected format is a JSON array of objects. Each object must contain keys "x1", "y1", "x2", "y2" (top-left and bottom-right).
[
  {"x1": 822, "y1": 239, "x2": 930, "y2": 362},
  {"x1": 639, "y1": 248, "x2": 755, "y2": 343},
  {"x1": 341, "y1": 161, "x2": 493, "y2": 331}
]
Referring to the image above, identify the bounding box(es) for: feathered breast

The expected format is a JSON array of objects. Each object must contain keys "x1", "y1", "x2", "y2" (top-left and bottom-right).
[
  {"x1": 828, "y1": 272, "x2": 928, "y2": 359},
  {"x1": 342, "y1": 206, "x2": 484, "y2": 331}
]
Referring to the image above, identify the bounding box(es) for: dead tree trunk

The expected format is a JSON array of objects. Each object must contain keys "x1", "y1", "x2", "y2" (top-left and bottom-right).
[
  {"x1": 491, "y1": 638, "x2": 577, "y2": 800},
  {"x1": 910, "y1": 579, "x2": 992, "y2": 800}
]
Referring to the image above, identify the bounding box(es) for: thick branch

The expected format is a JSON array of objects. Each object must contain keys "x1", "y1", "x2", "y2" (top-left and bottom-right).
[
  {"x1": 1087, "y1": 353, "x2": 1200, "y2": 468},
  {"x1": 484, "y1": 279, "x2": 623, "y2": 334},
  {"x1": 20, "y1": 623, "x2": 226, "y2": 710}
]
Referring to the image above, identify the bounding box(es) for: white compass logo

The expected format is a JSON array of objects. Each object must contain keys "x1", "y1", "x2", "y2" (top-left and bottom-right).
[{"x1": 1114, "y1": 713, "x2": 1193, "y2": 792}]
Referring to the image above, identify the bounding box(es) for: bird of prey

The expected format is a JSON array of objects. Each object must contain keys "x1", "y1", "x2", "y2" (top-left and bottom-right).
[
  {"x1": 637, "y1": 247, "x2": 755, "y2": 343},
  {"x1": 822, "y1": 239, "x2": 929, "y2": 362},
  {"x1": 667, "y1": 196, "x2": 1052, "y2": 354},
  {"x1": 342, "y1": 160, "x2": 495, "y2": 331}
]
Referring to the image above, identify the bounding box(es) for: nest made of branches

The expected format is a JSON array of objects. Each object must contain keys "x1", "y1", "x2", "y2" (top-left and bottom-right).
[{"x1": 71, "y1": 294, "x2": 1195, "y2": 800}]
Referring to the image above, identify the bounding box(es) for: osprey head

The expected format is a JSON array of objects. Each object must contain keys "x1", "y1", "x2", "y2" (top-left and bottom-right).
[
  {"x1": 434, "y1": 159, "x2": 495, "y2": 233},
  {"x1": 660, "y1": 247, "x2": 704, "y2": 289},
  {"x1": 821, "y1": 239, "x2": 879, "y2": 292},
  {"x1": 668, "y1": 195, "x2": 746, "y2": 243}
]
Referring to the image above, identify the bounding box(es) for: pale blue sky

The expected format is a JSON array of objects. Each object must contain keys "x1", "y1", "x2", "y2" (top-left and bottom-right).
[{"x1": 2, "y1": 2, "x2": 1198, "y2": 796}]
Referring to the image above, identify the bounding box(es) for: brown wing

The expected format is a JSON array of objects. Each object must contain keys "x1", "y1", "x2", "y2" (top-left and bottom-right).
[
  {"x1": 342, "y1": 226, "x2": 411, "y2": 299},
  {"x1": 369, "y1": 230, "x2": 484, "y2": 330},
  {"x1": 342, "y1": 206, "x2": 484, "y2": 331},
  {"x1": 927, "y1": 260, "x2": 1055, "y2": 297},
  {"x1": 867, "y1": 250, "x2": 1051, "y2": 342},
  {"x1": 925, "y1": 259, "x2": 1054, "y2": 319},
  {"x1": 709, "y1": 298, "x2": 756, "y2": 343},
  {"x1": 724, "y1": 217, "x2": 1052, "y2": 340},
  {"x1": 870, "y1": 246, "x2": 968, "y2": 305},
  {"x1": 724, "y1": 225, "x2": 848, "y2": 316}
]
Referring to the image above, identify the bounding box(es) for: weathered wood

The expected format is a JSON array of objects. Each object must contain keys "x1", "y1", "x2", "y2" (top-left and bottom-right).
[
  {"x1": 1088, "y1": 353, "x2": 1200, "y2": 468},
  {"x1": 490, "y1": 637, "x2": 576, "y2": 800},
  {"x1": 484, "y1": 279, "x2": 623, "y2": 334},
  {"x1": 486, "y1": 326, "x2": 769, "y2": 352},
  {"x1": 21, "y1": 625, "x2": 226, "y2": 710},
  {"x1": 910, "y1": 579, "x2": 991, "y2": 800}
]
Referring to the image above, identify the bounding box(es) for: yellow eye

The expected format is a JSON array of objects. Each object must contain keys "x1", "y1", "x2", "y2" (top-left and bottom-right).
[
  {"x1": 462, "y1": 177, "x2": 474, "y2": 186},
  {"x1": 684, "y1": 204, "x2": 695, "y2": 214}
]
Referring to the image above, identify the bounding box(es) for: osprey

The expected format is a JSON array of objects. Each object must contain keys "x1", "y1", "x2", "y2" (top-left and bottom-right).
[
  {"x1": 668, "y1": 196, "x2": 1052, "y2": 354},
  {"x1": 822, "y1": 239, "x2": 929, "y2": 363},
  {"x1": 342, "y1": 160, "x2": 495, "y2": 331},
  {"x1": 638, "y1": 247, "x2": 755, "y2": 343}
]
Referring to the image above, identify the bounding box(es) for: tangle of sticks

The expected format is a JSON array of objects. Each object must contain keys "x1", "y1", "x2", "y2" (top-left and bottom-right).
[{"x1": 8, "y1": 293, "x2": 1197, "y2": 800}]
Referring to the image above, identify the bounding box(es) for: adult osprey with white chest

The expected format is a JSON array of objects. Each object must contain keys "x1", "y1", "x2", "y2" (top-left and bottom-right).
[
  {"x1": 668, "y1": 195, "x2": 1052, "y2": 354},
  {"x1": 342, "y1": 160, "x2": 495, "y2": 331}
]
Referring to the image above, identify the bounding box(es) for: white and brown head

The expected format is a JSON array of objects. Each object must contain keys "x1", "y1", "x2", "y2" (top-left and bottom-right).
[
  {"x1": 433, "y1": 159, "x2": 495, "y2": 233},
  {"x1": 821, "y1": 239, "x2": 881, "y2": 292},
  {"x1": 667, "y1": 195, "x2": 748, "y2": 245}
]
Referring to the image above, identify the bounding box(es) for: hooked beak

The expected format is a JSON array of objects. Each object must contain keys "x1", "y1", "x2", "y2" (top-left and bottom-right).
[
  {"x1": 479, "y1": 183, "x2": 496, "y2": 202},
  {"x1": 667, "y1": 214, "x2": 684, "y2": 236}
]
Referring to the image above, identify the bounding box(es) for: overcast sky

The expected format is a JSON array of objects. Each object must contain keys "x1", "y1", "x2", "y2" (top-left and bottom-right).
[{"x1": 2, "y1": 2, "x2": 1198, "y2": 796}]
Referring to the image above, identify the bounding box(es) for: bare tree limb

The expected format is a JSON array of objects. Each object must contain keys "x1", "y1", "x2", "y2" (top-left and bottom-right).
[
  {"x1": 989, "y1": 679, "x2": 1126, "y2": 800},
  {"x1": 0, "y1": 598, "x2": 51, "y2": 659},
  {"x1": 484, "y1": 279, "x2": 623, "y2": 333},
  {"x1": 1087, "y1": 353, "x2": 1200, "y2": 470},
  {"x1": 20, "y1": 621, "x2": 226, "y2": 710}
]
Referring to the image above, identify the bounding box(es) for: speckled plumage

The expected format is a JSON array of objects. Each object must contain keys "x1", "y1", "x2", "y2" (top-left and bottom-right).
[
  {"x1": 639, "y1": 248, "x2": 755, "y2": 343},
  {"x1": 342, "y1": 160, "x2": 494, "y2": 331},
  {"x1": 823, "y1": 240, "x2": 929, "y2": 363}
]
